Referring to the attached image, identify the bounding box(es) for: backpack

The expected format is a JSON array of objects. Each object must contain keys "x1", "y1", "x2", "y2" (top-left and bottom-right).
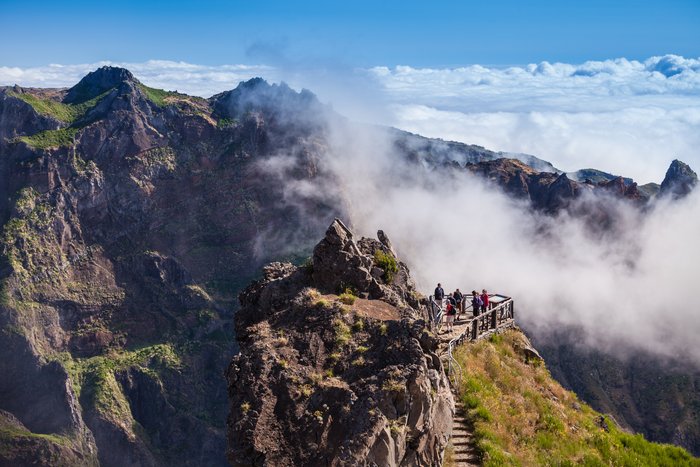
[{"x1": 473, "y1": 296, "x2": 483, "y2": 307}]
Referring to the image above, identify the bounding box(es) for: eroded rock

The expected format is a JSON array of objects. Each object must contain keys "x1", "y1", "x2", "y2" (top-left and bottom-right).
[{"x1": 227, "y1": 221, "x2": 453, "y2": 466}]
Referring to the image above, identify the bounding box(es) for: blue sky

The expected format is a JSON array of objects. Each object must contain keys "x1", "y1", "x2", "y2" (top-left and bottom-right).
[
  {"x1": 1, "y1": 0, "x2": 699, "y2": 67},
  {"x1": 1, "y1": 0, "x2": 699, "y2": 183}
]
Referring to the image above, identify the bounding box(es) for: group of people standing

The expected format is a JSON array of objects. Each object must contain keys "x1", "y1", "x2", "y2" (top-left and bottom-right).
[{"x1": 433, "y1": 283, "x2": 490, "y2": 332}]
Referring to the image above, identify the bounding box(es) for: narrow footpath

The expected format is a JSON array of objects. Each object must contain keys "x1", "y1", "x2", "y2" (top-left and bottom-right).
[
  {"x1": 449, "y1": 391, "x2": 480, "y2": 466},
  {"x1": 439, "y1": 316, "x2": 481, "y2": 466}
]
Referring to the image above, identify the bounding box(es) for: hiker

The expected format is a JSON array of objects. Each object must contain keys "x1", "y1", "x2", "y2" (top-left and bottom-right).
[
  {"x1": 481, "y1": 289, "x2": 490, "y2": 314},
  {"x1": 471, "y1": 290, "x2": 482, "y2": 317},
  {"x1": 445, "y1": 293, "x2": 457, "y2": 332},
  {"x1": 434, "y1": 283, "x2": 445, "y2": 308},
  {"x1": 453, "y1": 289, "x2": 464, "y2": 320}
]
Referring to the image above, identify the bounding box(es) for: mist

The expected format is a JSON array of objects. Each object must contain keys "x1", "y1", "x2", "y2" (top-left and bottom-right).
[{"x1": 272, "y1": 112, "x2": 700, "y2": 365}]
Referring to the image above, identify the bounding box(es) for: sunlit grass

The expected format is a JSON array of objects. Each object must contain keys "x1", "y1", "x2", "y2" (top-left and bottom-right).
[{"x1": 452, "y1": 330, "x2": 700, "y2": 466}]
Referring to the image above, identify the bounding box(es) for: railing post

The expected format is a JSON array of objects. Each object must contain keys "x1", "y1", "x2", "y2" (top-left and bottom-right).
[
  {"x1": 491, "y1": 307, "x2": 497, "y2": 329},
  {"x1": 471, "y1": 319, "x2": 477, "y2": 340},
  {"x1": 511, "y1": 301, "x2": 514, "y2": 320}
]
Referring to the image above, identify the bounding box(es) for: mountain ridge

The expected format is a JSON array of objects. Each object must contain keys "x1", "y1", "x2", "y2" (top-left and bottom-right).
[{"x1": 0, "y1": 66, "x2": 697, "y2": 465}]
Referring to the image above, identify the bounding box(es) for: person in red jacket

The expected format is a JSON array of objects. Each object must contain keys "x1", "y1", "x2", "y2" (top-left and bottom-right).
[{"x1": 480, "y1": 289, "x2": 490, "y2": 314}]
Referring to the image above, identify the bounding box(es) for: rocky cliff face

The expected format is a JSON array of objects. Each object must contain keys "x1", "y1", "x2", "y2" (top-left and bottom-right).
[
  {"x1": 227, "y1": 220, "x2": 453, "y2": 466},
  {"x1": 0, "y1": 67, "x2": 342, "y2": 466}
]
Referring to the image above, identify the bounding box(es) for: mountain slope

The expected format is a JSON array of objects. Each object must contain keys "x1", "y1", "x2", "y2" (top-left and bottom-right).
[
  {"x1": 0, "y1": 67, "x2": 698, "y2": 464},
  {"x1": 451, "y1": 330, "x2": 700, "y2": 466}
]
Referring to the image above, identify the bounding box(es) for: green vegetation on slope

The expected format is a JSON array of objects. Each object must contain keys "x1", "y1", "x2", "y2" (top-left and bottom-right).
[
  {"x1": 10, "y1": 89, "x2": 113, "y2": 149},
  {"x1": 18, "y1": 127, "x2": 79, "y2": 150},
  {"x1": 10, "y1": 90, "x2": 111, "y2": 124},
  {"x1": 52, "y1": 343, "x2": 181, "y2": 423},
  {"x1": 2, "y1": 187, "x2": 54, "y2": 281},
  {"x1": 137, "y1": 83, "x2": 178, "y2": 107},
  {"x1": 373, "y1": 250, "x2": 398, "y2": 283},
  {"x1": 452, "y1": 330, "x2": 700, "y2": 466}
]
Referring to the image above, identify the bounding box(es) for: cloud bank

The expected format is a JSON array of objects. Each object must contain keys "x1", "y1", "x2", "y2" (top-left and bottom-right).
[
  {"x1": 367, "y1": 55, "x2": 700, "y2": 183},
  {"x1": 2, "y1": 55, "x2": 699, "y2": 183},
  {"x1": 312, "y1": 119, "x2": 700, "y2": 365}
]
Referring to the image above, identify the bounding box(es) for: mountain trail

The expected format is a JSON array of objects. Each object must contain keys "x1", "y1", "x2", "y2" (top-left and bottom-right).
[
  {"x1": 439, "y1": 315, "x2": 482, "y2": 466},
  {"x1": 449, "y1": 389, "x2": 481, "y2": 466}
]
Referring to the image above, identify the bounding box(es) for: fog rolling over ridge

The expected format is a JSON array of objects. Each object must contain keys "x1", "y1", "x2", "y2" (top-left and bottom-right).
[{"x1": 259, "y1": 88, "x2": 700, "y2": 365}]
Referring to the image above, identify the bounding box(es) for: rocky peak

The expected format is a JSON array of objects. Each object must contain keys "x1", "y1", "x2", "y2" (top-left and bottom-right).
[
  {"x1": 211, "y1": 77, "x2": 325, "y2": 124},
  {"x1": 659, "y1": 159, "x2": 698, "y2": 199},
  {"x1": 312, "y1": 219, "x2": 420, "y2": 314},
  {"x1": 63, "y1": 66, "x2": 137, "y2": 104},
  {"x1": 227, "y1": 220, "x2": 452, "y2": 466}
]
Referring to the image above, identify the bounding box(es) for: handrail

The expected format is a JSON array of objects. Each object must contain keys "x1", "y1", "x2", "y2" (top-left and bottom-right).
[
  {"x1": 427, "y1": 295, "x2": 443, "y2": 329},
  {"x1": 442, "y1": 297, "x2": 515, "y2": 384}
]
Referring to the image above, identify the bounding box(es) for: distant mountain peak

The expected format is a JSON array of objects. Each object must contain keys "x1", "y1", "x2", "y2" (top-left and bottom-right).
[
  {"x1": 211, "y1": 77, "x2": 324, "y2": 121},
  {"x1": 659, "y1": 159, "x2": 698, "y2": 199},
  {"x1": 64, "y1": 66, "x2": 137, "y2": 104}
]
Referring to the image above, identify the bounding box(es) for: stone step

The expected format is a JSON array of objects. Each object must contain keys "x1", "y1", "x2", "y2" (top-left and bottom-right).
[{"x1": 453, "y1": 441, "x2": 474, "y2": 448}]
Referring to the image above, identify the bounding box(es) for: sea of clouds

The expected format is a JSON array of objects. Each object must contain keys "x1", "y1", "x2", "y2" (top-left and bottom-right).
[
  {"x1": 3, "y1": 55, "x2": 700, "y2": 182},
  {"x1": 2, "y1": 55, "x2": 699, "y2": 182}
]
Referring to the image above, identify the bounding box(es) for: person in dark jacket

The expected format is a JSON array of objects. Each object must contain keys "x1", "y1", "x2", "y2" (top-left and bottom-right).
[
  {"x1": 453, "y1": 289, "x2": 464, "y2": 320},
  {"x1": 434, "y1": 283, "x2": 445, "y2": 308},
  {"x1": 471, "y1": 291, "x2": 482, "y2": 317}
]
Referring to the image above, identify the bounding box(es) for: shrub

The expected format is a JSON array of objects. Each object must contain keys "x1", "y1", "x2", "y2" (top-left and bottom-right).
[
  {"x1": 333, "y1": 319, "x2": 352, "y2": 347},
  {"x1": 351, "y1": 356, "x2": 365, "y2": 366},
  {"x1": 339, "y1": 293, "x2": 356, "y2": 305},
  {"x1": 383, "y1": 378, "x2": 405, "y2": 393},
  {"x1": 302, "y1": 257, "x2": 313, "y2": 273},
  {"x1": 373, "y1": 250, "x2": 398, "y2": 283},
  {"x1": 241, "y1": 401, "x2": 251, "y2": 413},
  {"x1": 352, "y1": 318, "x2": 364, "y2": 331}
]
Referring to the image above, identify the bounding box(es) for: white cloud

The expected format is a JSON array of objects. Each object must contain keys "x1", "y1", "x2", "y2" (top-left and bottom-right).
[{"x1": 366, "y1": 55, "x2": 700, "y2": 183}]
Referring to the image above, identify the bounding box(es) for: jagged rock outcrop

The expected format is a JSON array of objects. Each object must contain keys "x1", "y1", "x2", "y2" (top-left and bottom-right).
[
  {"x1": 659, "y1": 159, "x2": 698, "y2": 199},
  {"x1": 227, "y1": 220, "x2": 453, "y2": 466}
]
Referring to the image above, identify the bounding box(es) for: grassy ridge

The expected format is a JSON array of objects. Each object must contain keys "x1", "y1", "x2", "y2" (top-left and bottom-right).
[
  {"x1": 452, "y1": 330, "x2": 700, "y2": 466},
  {"x1": 137, "y1": 83, "x2": 178, "y2": 107}
]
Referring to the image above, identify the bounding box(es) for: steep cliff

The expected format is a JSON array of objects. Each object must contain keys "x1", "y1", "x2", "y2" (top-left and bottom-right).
[
  {"x1": 227, "y1": 220, "x2": 453, "y2": 466},
  {"x1": 0, "y1": 67, "x2": 341, "y2": 466}
]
